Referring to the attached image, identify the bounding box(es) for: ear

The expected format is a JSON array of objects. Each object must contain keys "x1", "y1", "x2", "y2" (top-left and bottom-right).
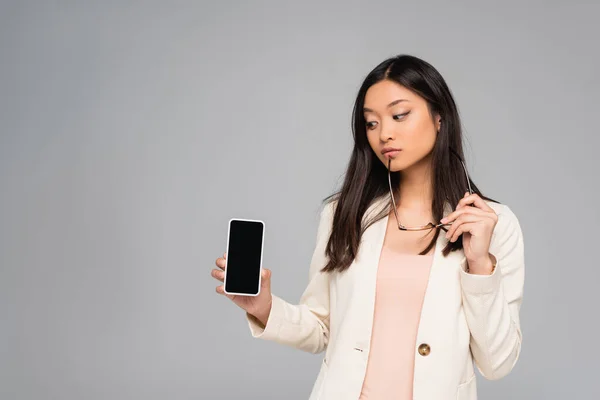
[{"x1": 436, "y1": 116, "x2": 442, "y2": 132}]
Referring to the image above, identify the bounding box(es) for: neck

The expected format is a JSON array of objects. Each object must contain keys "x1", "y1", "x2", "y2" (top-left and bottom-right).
[{"x1": 397, "y1": 156, "x2": 434, "y2": 211}]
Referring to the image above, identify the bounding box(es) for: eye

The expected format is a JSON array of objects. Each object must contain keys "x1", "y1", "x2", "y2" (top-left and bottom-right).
[
  {"x1": 366, "y1": 112, "x2": 410, "y2": 130},
  {"x1": 393, "y1": 111, "x2": 410, "y2": 120},
  {"x1": 366, "y1": 121, "x2": 377, "y2": 130}
]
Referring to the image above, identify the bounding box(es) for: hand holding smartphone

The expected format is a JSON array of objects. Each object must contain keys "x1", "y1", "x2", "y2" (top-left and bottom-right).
[
  {"x1": 224, "y1": 218, "x2": 264, "y2": 296},
  {"x1": 212, "y1": 218, "x2": 273, "y2": 325}
]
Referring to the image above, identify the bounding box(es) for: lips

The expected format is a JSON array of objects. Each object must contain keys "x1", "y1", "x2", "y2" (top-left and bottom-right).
[{"x1": 381, "y1": 147, "x2": 402, "y2": 156}]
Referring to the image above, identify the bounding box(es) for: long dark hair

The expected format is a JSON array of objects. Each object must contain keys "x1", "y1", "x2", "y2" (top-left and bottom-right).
[{"x1": 320, "y1": 54, "x2": 497, "y2": 273}]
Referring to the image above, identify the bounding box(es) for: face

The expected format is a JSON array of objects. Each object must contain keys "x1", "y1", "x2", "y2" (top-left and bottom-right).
[{"x1": 363, "y1": 79, "x2": 441, "y2": 172}]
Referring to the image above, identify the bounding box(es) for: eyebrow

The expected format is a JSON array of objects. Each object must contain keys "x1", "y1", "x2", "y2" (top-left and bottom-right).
[{"x1": 363, "y1": 99, "x2": 409, "y2": 113}]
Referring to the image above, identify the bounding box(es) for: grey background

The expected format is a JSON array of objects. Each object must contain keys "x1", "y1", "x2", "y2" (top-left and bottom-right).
[{"x1": 1, "y1": 1, "x2": 598, "y2": 399}]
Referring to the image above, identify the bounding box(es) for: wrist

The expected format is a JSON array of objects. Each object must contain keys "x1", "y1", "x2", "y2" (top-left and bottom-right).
[
  {"x1": 253, "y1": 300, "x2": 272, "y2": 326},
  {"x1": 466, "y1": 253, "x2": 496, "y2": 275}
]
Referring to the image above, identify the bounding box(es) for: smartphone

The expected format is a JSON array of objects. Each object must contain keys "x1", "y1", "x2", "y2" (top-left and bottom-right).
[{"x1": 224, "y1": 218, "x2": 265, "y2": 296}]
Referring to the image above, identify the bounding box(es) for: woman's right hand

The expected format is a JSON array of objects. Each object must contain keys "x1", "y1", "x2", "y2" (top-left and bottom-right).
[{"x1": 212, "y1": 253, "x2": 273, "y2": 326}]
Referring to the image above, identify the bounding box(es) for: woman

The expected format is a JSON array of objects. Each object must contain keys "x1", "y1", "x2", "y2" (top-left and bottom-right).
[{"x1": 211, "y1": 54, "x2": 525, "y2": 400}]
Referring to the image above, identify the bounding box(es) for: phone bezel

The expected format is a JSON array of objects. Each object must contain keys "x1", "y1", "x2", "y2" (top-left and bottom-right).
[{"x1": 223, "y1": 218, "x2": 265, "y2": 297}]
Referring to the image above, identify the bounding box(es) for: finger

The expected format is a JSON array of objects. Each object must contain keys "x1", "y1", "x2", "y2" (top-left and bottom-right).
[
  {"x1": 261, "y1": 268, "x2": 271, "y2": 288},
  {"x1": 215, "y1": 257, "x2": 226, "y2": 270},
  {"x1": 456, "y1": 192, "x2": 470, "y2": 209},
  {"x1": 457, "y1": 193, "x2": 494, "y2": 212},
  {"x1": 457, "y1": 192, "x2": 475, "y2": 209},
  {"x1": 442, "y1": 205, "x2": 488, "y2": 226},
  {"x1": 215, "y1": 284, "x2": 236, "y2": 300},
  {"x1": 450, "y1": 221, "x2": 478, "y2": 242},
  {"x1": 445, "y1": 214, "x2": 480, "y2": 239},
  {"x1": 211, "y1": 268, "x2": 224, "y2": 282}
]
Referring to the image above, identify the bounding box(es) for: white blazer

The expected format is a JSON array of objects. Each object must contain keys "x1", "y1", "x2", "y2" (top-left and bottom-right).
[{"x1": 246, "y1": 195, "x2": 525, "y2": 400}]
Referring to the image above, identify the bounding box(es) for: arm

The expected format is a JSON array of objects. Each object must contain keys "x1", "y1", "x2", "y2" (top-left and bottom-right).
[
  {"x1": 460, "y1": 205, "x2": 525, "y2": 380},
  {"x1": 245, "y1": 201, "x2": 335, "y2": 354}
]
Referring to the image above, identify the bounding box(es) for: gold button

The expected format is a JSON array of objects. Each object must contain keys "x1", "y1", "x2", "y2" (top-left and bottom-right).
[{"x1": 418, "y1": 343, "x2": 431, "y2": 356}]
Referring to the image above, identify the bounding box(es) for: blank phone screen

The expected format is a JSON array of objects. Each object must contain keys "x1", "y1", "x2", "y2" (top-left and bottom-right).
[{"x1": 225, "y1": 219, "x2": 264, "y2": 295}]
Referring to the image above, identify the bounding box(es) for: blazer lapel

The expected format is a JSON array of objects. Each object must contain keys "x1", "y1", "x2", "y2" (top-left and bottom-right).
[
  {"x1": 352, "y1": 198, "x2": 466, "y2": 350},
  {"x1": 350, "y1": 196, "x2": 390, "y2": 346}
]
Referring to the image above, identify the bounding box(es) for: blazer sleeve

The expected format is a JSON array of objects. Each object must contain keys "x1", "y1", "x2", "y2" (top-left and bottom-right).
[
  {"x1": 459, "y1": 204, "x2": 525, "y2": 380},
  {"x1": 244, "y1": 200, "x2": 335, "y2": 354}
]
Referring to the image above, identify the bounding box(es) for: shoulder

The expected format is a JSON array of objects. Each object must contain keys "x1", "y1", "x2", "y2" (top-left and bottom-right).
[
  {"x1": 484, "y1": 200, "x2": 524, "y2": 245},
  {"x1": 485, "y1": 200, "x2": 520, "y2": 226},
  {"x1": 314, "y1": 198, "x2": 338, "y2": 238},
  {"x1": 319, "y1": 197, "x2": 340, "y2": 221}
]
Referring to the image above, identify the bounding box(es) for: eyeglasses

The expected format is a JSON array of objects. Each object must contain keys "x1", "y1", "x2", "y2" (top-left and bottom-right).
[{"x1": 386, "y1": 148, "x2": 473, "y2": 231}]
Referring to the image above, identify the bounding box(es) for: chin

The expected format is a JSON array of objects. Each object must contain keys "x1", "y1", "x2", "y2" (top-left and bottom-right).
[{"x1": 383, "y1": 156, "x2": 408, "y2": 172}]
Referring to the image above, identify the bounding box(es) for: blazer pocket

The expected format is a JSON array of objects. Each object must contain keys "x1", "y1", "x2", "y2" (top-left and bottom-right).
[{"x1": 456, "y1": 374, "x2": 476, "y2": 400}]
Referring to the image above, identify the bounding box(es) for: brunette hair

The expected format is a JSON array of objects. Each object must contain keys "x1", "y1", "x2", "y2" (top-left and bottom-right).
[{"x1": 320, "y1": 54, "x2": 497, "y2": 273}]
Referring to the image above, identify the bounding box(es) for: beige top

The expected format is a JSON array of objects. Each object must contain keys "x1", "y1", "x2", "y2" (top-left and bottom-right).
[{"x1": 359, "y1": 247, "x2": 433, "y2": 400}]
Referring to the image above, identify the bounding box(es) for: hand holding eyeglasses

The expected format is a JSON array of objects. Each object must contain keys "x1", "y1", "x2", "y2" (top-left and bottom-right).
[
  {"x1": 441, "y1": 192, "x2": 498, "y2": 272},
  {"x1": 386, "y1": 149, "x2": 474, "y2": 232}
]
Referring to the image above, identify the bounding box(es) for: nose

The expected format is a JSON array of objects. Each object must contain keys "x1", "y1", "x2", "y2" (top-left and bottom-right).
[{"x1": 379, "y1": 120, "x2": 396, "y2": 142}]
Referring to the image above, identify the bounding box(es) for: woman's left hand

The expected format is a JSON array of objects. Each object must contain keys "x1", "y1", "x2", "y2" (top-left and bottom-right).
[{"x1": 440, "y1": 192, "x2": 498, "y2": 271}]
